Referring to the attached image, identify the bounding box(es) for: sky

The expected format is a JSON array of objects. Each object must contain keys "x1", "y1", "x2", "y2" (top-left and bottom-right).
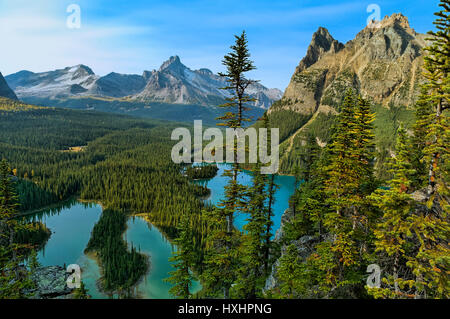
[{"x1": 0, "y1": 0, "x2": 439, "y2": 90}]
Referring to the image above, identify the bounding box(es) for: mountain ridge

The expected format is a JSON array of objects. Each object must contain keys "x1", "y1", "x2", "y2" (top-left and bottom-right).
[
  {"x1": 266, "y1": 13, "x2": 428, "y2": 173},
  {"x1": 5, "y1": 56, "x2": 282, "y2": 109},
  {"x1": 272, "y1": 13, "x2": 426, "y2": 117},
  {"x1": 0, "y1": 72, "x2": 18, "y2": 100}
]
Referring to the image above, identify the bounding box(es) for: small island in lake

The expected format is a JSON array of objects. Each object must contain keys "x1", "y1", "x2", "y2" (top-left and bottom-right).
[{"x1": 185, "y1": 164, "x2": 219, "y2": 180}]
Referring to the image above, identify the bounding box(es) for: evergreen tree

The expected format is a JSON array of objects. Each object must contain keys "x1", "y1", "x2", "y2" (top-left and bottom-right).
[
  {"x1": 276, "y1": 245, "x2": 303, "y2": 299},
  {"x1": 297, "y1": 133, "x2": 321, "y2": 183},
  {"x1": 73, "y1": 281, "x2": 90, "y2": 299},
  {"x1": 410, "y1": 87, "x2": 434, "y2": 189},
  {"x1": 261, "y1": 113, "x2": 278, "y2": 275},
  {"x1": 204, "y1": 30, "x2": 256, "y2": 299},
  {"x1": 406, "y1": 1, "x2": 450, "y2": 298},
  {"x1": 422, "y1": 0, "x2": 449, "y2": 204},
  {"x1": 234, "y1": 163, "x2": 267, "y2": 298},
  {"x1": 166, "y1": 213, "x2": 196, "y2": 299},
  {"x1": 0, "y1": 159, "x2": 34, "y2": 299},
  {"x1": 368, "y1": 127, "x2": 417, "y2": 298},
  {"x1": 320, "y1": 90, "x2": 376, "y2": 294},
  {"x1": 323, "y1": 90, "x2": 362, "y2": 277}
]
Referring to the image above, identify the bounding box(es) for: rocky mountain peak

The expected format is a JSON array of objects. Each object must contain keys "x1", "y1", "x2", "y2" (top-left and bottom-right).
[
  {"x1": 67, "y1": 64, "x2": 95, "y2": 77},
  {"x1": 350, "y1": 12, "x2": 426, "y2": 63},
  {"x1": 379, "y1": 13, "x2": 414, "y2": 33},
  {"x1": 296, "y1": 26, "x2": 344, "y2": 73},
  {"x1": 277, "y1": 13, "x2": 425, "y2": 119},
  {"x1": 358, "y1": 13, "x2": 418, "y2": 41},
  {"x1": 6, "y1": 56, "x2": 281, "y2": 109},
  {"x1": 159, "y1": 55, "x2": 185, "y2": 72}
]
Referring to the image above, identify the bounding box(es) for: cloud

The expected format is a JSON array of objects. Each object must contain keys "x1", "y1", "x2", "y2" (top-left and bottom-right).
[{"x1": 0, "y1": 5, "x2": 155, "y2": 76}]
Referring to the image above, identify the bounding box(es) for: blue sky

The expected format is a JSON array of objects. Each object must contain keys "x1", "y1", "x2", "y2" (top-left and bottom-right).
[{"x1": 0, "y1": 0, "x2": 438, "y2": 90}]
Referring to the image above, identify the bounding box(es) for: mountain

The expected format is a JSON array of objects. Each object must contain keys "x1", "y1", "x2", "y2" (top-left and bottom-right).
[
  {"x1": 266, "y1": 13, "x2": 428, "y2": 173},
  {"x1": 134, "y1": 56, "x2": 282, "y2": 108},
  {"x1": 0, "y1": 72, "x2": 18, "y2": 100},
  {"x1": 89, "y1": 72, "x2": 147, "y2": 97},
  {"x1": 5, "y1": 56, "x2": 282, "y2": 109},
  {"x1": 6, "y1": 65, "x2": 98, "y2": 99}
]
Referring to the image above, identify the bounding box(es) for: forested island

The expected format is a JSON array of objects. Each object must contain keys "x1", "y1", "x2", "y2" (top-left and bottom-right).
[{"x1": 185, "y1": 164, "x2": 219, "y2": 180}]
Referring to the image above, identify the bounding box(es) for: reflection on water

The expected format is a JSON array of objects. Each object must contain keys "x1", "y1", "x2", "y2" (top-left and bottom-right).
[
  {"x1": 124, "y1": 216, "x2": 201, "y2": 299},
  {"x1": 27, "y1": 201, "x2": 200, "y2": 299},
  {"x1": 194, "y1": 163, "x2": 297, "y2": 235},
  {"x1": 25, "y1": 164, "x2": 295, "y2": 299}
]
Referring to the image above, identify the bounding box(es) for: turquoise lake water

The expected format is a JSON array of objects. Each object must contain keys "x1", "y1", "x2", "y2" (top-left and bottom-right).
[
  {"x1": 197, "y1": 163, "x2": 297, "y2": 234},
  {"x1": 28, "y1": 163, "x2": 296, "y2": 298}
]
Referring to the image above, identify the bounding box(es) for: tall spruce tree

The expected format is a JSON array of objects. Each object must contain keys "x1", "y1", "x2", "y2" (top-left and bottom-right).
[
  {"x1": 323, "y1": 90, "x2": 361, "y2": 272},
  {"x1": 234, "y1": 162, "x2": 267, "y2": 298},
  {"x1": 203, "y1": 31, "x2": 257, "y2": 298},
  {"x1": 368, "y1": 127, "x2": 417, "y2": 298},
  {"x1": 320, "y1": 90, "x2": 376, "y2": 294},
  {"x1": 166, "y1": 213, "x2": 196, "y2": 299},
  {"x1": 422, "y1": 0, "x2": 449, "y2": 204},
  {"x1": 261, "y1": 113, "x2": 278, "y2": 275},
  {"x1": 411, "y1": 87, "x2": 434, "y2": 189},
  {"x1": 406, "y1": 1, "x2": 450, "y2": 298}
]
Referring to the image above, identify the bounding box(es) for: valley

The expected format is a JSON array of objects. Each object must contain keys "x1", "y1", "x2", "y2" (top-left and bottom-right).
[
  {"x1": 0, "y1": 4, "x2": 448, "y2": 301},
  {"x1": 4, "y1": 56, "x2": 281, "y2": 125}
]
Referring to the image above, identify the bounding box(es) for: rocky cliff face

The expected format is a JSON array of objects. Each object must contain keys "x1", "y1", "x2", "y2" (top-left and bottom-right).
[
  {"x1": 269, "y1": 13, "x2": 427, "y2": 174},
  {"x1": 272, "y1": 13, "x2": 426, "y2": 117},
  {"x1": 0, "y1": 72, "x2": 18, "y2": 100}
]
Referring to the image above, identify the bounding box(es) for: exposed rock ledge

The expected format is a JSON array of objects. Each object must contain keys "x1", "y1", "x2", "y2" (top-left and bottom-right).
[
  {"x1": 25, "y1": 266, "x2": 74, "y2": 299},
  {"x1": 265, "y1": 208, "x2": 319, "y2": 293}
]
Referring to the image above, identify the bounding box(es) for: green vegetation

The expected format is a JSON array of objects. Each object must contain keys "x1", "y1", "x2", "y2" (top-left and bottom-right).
[
  {"x1": 85, "y1": 209, "x2": 148, "y2": 293},
  {"x1": 186, "y1": 164, "x2": 219, "y2": 180},
  {"x1": 293, "y1": 69, "x2": 326, "y2": 92},
  {"x1": 256, "y1": 108, "x2": 312, "y2": 143},
  {"x1": 0, "y1": 99, "x2": 209, "y2": 294},
  {"x1": 0, "y1": 97, "x2": 46, "y2": 112},
  {"x1": 2, "y1": 1, "x2": 449, "y2": 301},
  {"x1": 19, "y1": 96, "x2": 265, "y2": 126},
  {"x1": 15, "y1": 221, "x2": 51, "y2": 252},
  {"x1": 372, "y1": 103, "x2": 415, "y2": 179},
  {"x1": 321, "y1": 69, "x2": 358, "y2": 109},
  {"x1": 269, "y1": 2, "x2": 449, "y2": 299},
  {"x1": 165, "y1": 214, "x2": 197, "y2": 298},
  {"x1": 0, "y1": 159, "x2": 45, "y2": 299}
]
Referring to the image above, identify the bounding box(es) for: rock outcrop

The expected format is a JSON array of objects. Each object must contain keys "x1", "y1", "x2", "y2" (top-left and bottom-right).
[
  {"x1": 265, "y1": 208, "x2": 320, "y2": 294},
  {"x1": 26, "y1": 266, "x2": 74, "y2": 299}
]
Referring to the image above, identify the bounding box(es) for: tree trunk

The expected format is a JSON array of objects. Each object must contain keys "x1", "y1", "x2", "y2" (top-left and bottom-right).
[
  {"x1": 264, "y1": 175, "x2": 275, "y2": 274},
  {"x1": 428, "y1": 98, "x2": 443, "y2": 197}
]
